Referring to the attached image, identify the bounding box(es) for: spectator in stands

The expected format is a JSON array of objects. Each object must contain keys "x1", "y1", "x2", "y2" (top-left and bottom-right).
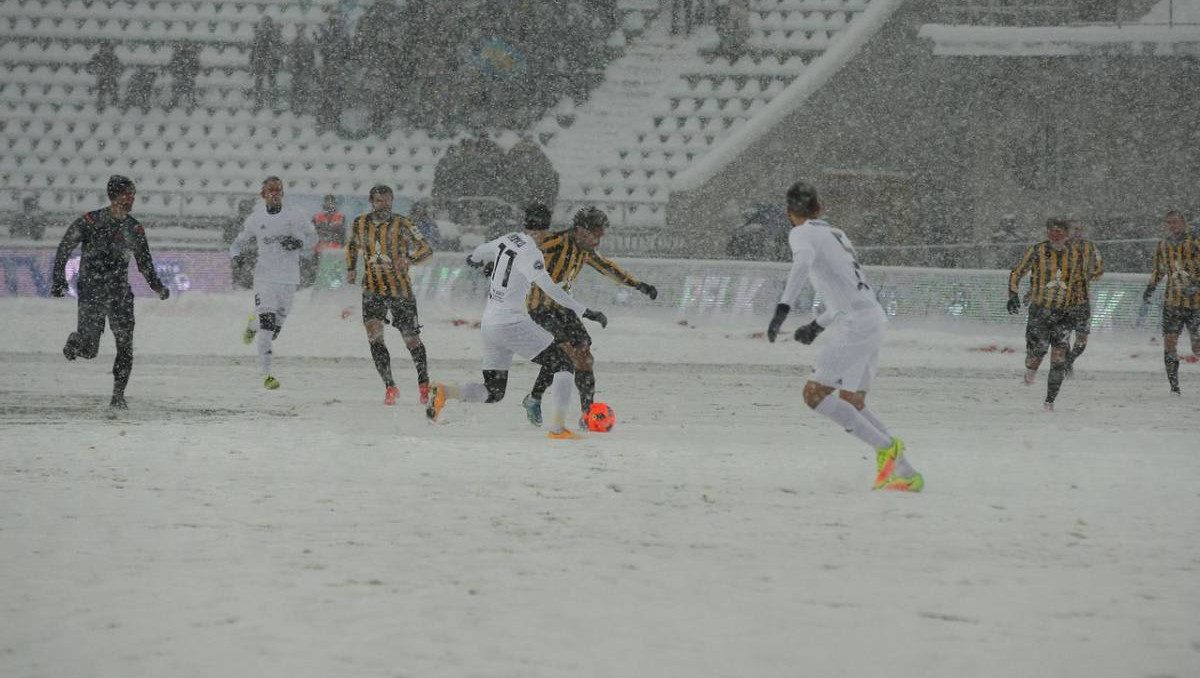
[
  {"x1": 288, "y1": 27, "x2": 317, "y2": 115},
  {"x1": 226, "y1": 198, "x2": 256, "y2": 289},
  {"x1": 250, "y1": 16, "x2": 284, "y2": 110},
  {"x1": 124, "y1": 67, "x2": 158, "y2": 113},
  {"x1": 86, "y1": 42, "x2": 123, "y2": 111},
  {"x1": 312, "y1": 195, "x2": 347, "y2": 247},
  {"x1": 716, "y1": 0, "x2": 750, "y2": 60},
  {"x1": 11, "y1": 195, "x2": 49, "y2": 241},
  {"x1": 502, "y1": 134, "x2": 559, "y2": 211},
  {"x1": 167, "y1": 41, "x2": 201, "y2": 110},
  {"x1": 315, "y1": 11, "x2": 352, "y2": 130},
  {"x1": 409, "y1": 201, "x2": 441, "y2": 249}
]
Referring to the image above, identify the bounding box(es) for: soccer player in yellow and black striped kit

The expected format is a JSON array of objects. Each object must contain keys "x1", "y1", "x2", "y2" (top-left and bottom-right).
[
  {"x1": 1008, "y1": 218, "x2": 1090, "y2": 410},
  {"x1": 1142, "y1": 210, "x2": 1200, "y2": 395},
  {"x1": 1064, "y1": 219, "x2": 1103, "y2": 376},
  {"x1": 346, "y1": 185, "x2": 434, "y2": 405},
  {"x1": 521, "y1": 206, "x2": 658, "y2": 428}
]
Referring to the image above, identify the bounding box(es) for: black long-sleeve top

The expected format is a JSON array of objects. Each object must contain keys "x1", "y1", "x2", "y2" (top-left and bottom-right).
[{"x1": 52, "y1": 207, "x2": 165, "y2": 295}]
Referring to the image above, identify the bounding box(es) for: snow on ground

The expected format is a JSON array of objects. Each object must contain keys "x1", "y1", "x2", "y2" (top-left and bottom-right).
[{"x1": 2, "y1": 291, "x2": 1199, "y2": 678}]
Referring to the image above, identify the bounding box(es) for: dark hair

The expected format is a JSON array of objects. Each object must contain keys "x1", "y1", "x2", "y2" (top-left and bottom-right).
[
  {"x1": 786, "y1": 181, "x2": 820, "y2": 217},
  {"x1": 524, "y1": 202, "x2": 552, "y2": 231},
  {"x1": 261, "y1": 176, "x2": 283, "y2": 189},
  {"x1": 106, "y1": 175, "x2": 135, "y2": 199},
  {"x1": 1045, "y1": 218, "x2": 1069, "y2": 231},
  {"x1": 369, "y1": 184, "x2": 393, "y2": 199},
  {"x1": 573, "y1": 206, "x2": 608, "y2": 232}
]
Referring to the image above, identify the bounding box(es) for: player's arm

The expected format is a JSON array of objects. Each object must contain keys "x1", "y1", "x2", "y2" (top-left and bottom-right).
[
  {"x1": 1007, "y1": 244, "x2": 1036, "y2": 313},
  {"x1": 1089, "y1": 243, "x2": 1104, "y2": 281},
  {"x1": 129, "y1": 221, "x2": 169, "y2": 299},
  {"x1": 1144, "y1": 244, "x2": 1164, "y2": 302},
  {"x1": 228, "y1": 215, "x2": 254, "y2": 258},
  {"x1": 50, "y1": 216, "x2": 85, "y2": 296},
  {"x1": 767, "y1": 245, "x2": 815, "y2": 342},
  {"x1": 466, "y1": 239, "x2": 496, "y2": 275},
  {"x1": 404, "y1": 219, "x2": 433, "y2": 265},
  {"x1": 585, "y1": 251, "x2": 657, "y2": 299}
]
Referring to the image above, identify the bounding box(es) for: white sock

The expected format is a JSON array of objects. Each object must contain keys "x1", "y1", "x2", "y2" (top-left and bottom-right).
[
  {"x1": 548, "y1": 371, "x2": 574, "y2": 430},
  {"x1": 859, "y1": 407, "x2": 891, "y2": 437},
  {"x1": 459, "y1": 382, "x2": 489, "y2": 403},
  {"x1": 814, "y1": 394, "x2": 892, "y2": 450},
  {"x1": 257, "y1": 331, "x2": 273, "y2": 376}
]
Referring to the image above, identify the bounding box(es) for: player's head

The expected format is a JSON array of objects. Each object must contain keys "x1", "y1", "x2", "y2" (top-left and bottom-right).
[
  {"x1": 368, "y1": 184, "x2": 393, "y2": 214},
  {"x1": 572, "y1": 206, "x2": 608, "y2": 250},
  {"x1": 1045, "y1": 217, "x2": 1069, "y2": 246},
  {"x1": 261, "y1": 176, "x2": 284, "y2": 210},
  {"x1": 523, "y1": 202, "x2": 553, "y2": 243},
  {"x1": 786, "y1": 181, "x2": 822, "y2": 222},
  {"x1": 106, "y1": 175, "x2": 136, "y2": 211},
  {"x1": 1165, "y1": 210, "x2": 1187, "y2": 238},
  {"x1": 1067, "y1": 218, "x2": 1084, "y2": 242},
  {"x1": 322, "y1": 194, "x2": 338, "y2": 212}
]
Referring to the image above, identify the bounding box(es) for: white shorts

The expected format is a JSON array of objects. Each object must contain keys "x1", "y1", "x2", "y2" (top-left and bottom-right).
[
  {"x1": 811, "y1": 305, "x2": 886, "y2": 393},
  {"x1": 254, "y1": 282, "x2": 298, "y2": 321},
  {"x1": 480, "y1": 318, "x2": 555, "y2": 371}
]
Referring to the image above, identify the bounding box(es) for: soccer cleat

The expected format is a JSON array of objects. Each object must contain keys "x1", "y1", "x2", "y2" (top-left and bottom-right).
[
  {"x1": 263, "y1": 375, "x2": 280, "y2": 390},
  {"x1": 418, "y1": 381, "x2": 430, "y2": 405},
  {"x1": 62, "y1": 333, "x2": 79, "y2": 361},
  {"x1": 242, "y1": 314, "x2": 257, "y2": 345},
  {"x1": 522, "y1": 395, "x2": 543, "y2": 426},
  {"x1": 1043, "y1": 401, "x2": 1054, "y2": 412},
  {"x1": 872, "y1": 438, "x2": 922, "y2": 492},
  {"x1": 384, "y1": 385, "x2": 399, "y2": 406},
  {"x1": 1170, "y1": 387, "x2": 1182, "y2": 397},
  {"x1": 579, "y1": 414, "x2": 590, "y2": 431},
  {"x1": 1064, "y1": 364, "x2": 1074, "y2": 379},
  {"x1": 548, "y1": 427, "x2": 581, "y2": 440},
  {"x1": 109, "y1": 394, "x2": 128, "y2": 410},
  {"x1": 425, "y1": 382, "x2": 446, "y2": 422},
  {"x1": 1023, "y1": 369, "x2": 1036, "y2": 386}
]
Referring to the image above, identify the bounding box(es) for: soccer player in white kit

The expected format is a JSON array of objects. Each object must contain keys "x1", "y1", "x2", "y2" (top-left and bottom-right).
[
  {"x1": 229, "y1": 176, "x2": 318, "y2": 389},
  {"x1": 766, "y1": 181, "x2": 923, "y2": 492},
  {"x1": 425, "y1": 205, "x2": 608, "y2": 439}
]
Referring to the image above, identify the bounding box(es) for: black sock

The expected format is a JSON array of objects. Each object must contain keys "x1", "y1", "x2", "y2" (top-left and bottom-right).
[
  {"x1": 530, "y1": 364, "x2": 554, "y2": 400},
  {"x1": 407, "y1": 343, "x2": 428, "y2": 384},
  {"x1": 370, "y1": 340, "x2": 394, "y2": 387},
  {"x1": 113, "y1": 343, "x2": 133, "y2": 397},
  {"x1": 1165, "y1": 351, "x2": 1180, "y2": 391},
  {"x1": 1046, "y1": 362, "x2": 1065, "y2": 403},
  {"x1": 576, "y1": 370, "x2": 595, "y2": 412},
  {"x1": 1067, "y1": 343, "x2": 1086, "y2": 366}
]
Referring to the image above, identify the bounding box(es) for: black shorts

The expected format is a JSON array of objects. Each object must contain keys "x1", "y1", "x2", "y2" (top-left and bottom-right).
[
  {"x1": 75, "y1": 285, "x2": 135, "y2": 358},
  {"x1": 1067, "y1": 303, "x2": 1092, "y2": 335},
  {"x1": 362, "y1": 291, "x2": 421, "y2": 335},
  {"x1": 1025, "y1": 305, "x2": 1073, "y2": 355},
  {"x1": 1162, "y1": 306, "x2": 1200, "y2": 336},
  {"x1": 530, "y1": 305, "x2": 591, "y2": 347}
]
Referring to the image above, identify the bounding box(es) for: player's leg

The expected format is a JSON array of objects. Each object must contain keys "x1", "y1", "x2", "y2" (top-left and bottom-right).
[
  {"x1": 533, "y1": 343, "x2": 579, "y2": 439},
  {"x1": 427, "y1": 323, "x2": 520, "y2": 421},
  {"x1": 1065, "y1": 304, "x2": 1090, "y2": 376},
  {"x1": 841, "y1": 389, "x2": 921, "y2": 491},
  {"x1": 108, "y1": 289, "x2": 136, "y2": 409},
  {"x1": 1044, "y1": 313, "x2": 1071, "y2": 409},
  {"x1": 1162, "y1": 307, "x2": 1183, "y2": 394},
  {"x1": 362, "y1": 292, "x2": 397, "y2": 402},
  {"x1": 1024, "y1": 307, "x2": 1049, "y2": 385},
  {"x1": 393, "y1": 298, "x2": 430, "y2": 403},
  {"x1": 255, "y1": 284, "x2": 294, "y2": 388},
  {"x1": 67, "y1": 291, "x2": 107, "y2": 361},
  {"x1": 525, "y1": 309, "x2": 566, "y2": 421}
]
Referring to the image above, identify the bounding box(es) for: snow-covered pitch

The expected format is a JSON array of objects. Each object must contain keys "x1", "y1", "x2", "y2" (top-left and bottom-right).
[{"x1": 2, "y1": 291, "x2": 1197, "y2": 678}]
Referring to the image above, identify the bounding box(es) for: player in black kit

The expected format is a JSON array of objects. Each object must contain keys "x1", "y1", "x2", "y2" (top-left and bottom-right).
[{"x1": 51, "y1": 175, "x2": 170, "y2": 409}]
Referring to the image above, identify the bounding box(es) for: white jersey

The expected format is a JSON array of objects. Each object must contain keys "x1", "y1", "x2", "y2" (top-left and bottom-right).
[
  {"x1": 779, "y1": 218, "x2": 880, "y2": 325},
  {"x1": 469, "y1": 231, "x2": 587, "y2": 326},
  {"x1": 229, "y1": 206, "x2": 318, "y2": 285}
]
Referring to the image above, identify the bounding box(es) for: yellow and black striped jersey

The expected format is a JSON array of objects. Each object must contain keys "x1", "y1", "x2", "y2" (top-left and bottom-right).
[
  {"x1": 1068, "y1": 239, "x2": 1104, "y2": 303},
  {"x1": 1148, "y1": 237, "x2": 1200, "y2": 309},
  {"x1": 345, "y1": 213, "x2": 432, "y2": 298},
  {"x1": 1009, "y1": 241, "x2": 1090, "y2": 309},
  {"x1": 526, "y1": 230, "x2": 642, "y2": 311}
]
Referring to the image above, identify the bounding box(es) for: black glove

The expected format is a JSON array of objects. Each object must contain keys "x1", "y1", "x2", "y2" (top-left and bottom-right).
[
  {"x1": 793, "y1": 320, "x2": 824, "y2": 345},
  {"x1": 635, "y1": 282, "x2": 658, "y2": 300},
  {"x1": 50, "y1": 278, "x2": 67, "y2": 297},
  {"x1": 766, "y1": 303, "x2": 790, "y2": 342},
  {"x1": 157, "y1": 287, "x2": 170, "y2": 300},
  {"x1": 1006, "y1": 292, "x2": 1021, "y2": 315},
  {"x1": 582, "y1": 309, "x2": 608, "y2": 329},
  {"x1": 278, "y1": 235, "x2": 304, "y2": 251},
  {"x1": 1143, "y1": 286, "x2": 1155, "y2": 304}
]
